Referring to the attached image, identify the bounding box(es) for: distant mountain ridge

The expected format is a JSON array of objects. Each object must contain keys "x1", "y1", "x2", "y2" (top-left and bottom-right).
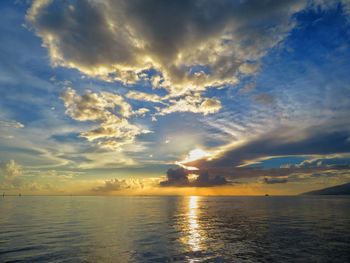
[{"x1": 302, "y1": 182, "x2": 350, "y2": 195}]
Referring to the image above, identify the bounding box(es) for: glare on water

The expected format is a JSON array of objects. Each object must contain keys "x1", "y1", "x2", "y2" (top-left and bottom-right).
[{"x1": 186, "y1": 196, "x2": 202, "y2": 251}]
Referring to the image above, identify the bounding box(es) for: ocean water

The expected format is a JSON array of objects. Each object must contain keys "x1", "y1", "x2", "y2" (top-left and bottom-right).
[{"x1": 0, "y1": 196, "x2": 349, "y2": 263}]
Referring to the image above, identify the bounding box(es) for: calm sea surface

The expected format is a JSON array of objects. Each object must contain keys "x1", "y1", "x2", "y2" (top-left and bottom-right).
[{"x1": 0, "y1": 196, "x2": 349, "y2": 263}]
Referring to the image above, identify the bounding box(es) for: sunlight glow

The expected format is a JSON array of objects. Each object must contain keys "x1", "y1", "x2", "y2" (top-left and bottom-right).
[
  {"x1": 188, "y1": 173, "x2": 199, "y2": 182},
  {"x1": 176, "y1": 148, "x2": 212, "y2": 170},
  {"x1": 186, "y1": 196, "x2": 202, "y2": 252},
  {"x1": 185, "y1": 148, "x2": 212, "y2": 162}
]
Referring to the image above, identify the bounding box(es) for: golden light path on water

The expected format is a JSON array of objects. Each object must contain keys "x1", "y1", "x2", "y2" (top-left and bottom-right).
[{"x1": 186, "y1": 196, "x2": 203, "y2": 252}]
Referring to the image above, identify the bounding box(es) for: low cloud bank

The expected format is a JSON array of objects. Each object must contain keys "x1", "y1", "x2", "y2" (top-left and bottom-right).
[{"x1": 160, "y1": 167, "x2": 229, "y2": 187}]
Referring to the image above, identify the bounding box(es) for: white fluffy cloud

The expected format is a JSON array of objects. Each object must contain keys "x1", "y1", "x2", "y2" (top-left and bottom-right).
[
  {"x1": 91, "y1": 177, "x2": 158, "y2": 193},
  {"x1": 0, "y1": 160, "x2": 23, "y2": 189},
  {"x1": 92, "y1": 179, "x2": 130, "y2": 193},
  {"x1": 27, "y1": 0, "x2": 311, "y2": 114},
  {"x1": 27, "y1": 0, "x2": 306, "y2": 90},
  {"x1": 61, "y1": 88, "x2": 150, "y2": 150},
  {"x1": 157, "y1": 93, "x2": 222, "y2": 116},
  {"x1": 1, "y1": 160, "x2": 23, "y2": 180},
  {"x1": 126, "y1": 91, "x2": 163, "y2": 103}
]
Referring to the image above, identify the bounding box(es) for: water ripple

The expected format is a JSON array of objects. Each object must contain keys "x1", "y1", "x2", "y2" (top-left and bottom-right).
[{"x1": 0, "y1": 196, "x2": 350, "y2": 262}]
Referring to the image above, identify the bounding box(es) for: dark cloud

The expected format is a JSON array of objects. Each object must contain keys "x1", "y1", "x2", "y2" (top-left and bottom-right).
[
  {"x1": 193, "y1": 171, "x2": 228, "y2": 187},
  {"x1": 30, "y1": 0, "x2": 134, "y2": 69},
  {"x1": 189, "y1": 123, "x2": 350, "y2": 169},
  {"x1": 160, "y1": 167, "x2": 190, "y2": 187},
  {"x1": 201, "y1": 164, "x2": 350, "y2": 185},
  {"x1": 205, "y1": 167, "x2": 294, "y2": 179},
  {"x1": 182, "y1": 122, "x2": 350, "y2": 184},
  {"x1": 263, "y1": 177, "x2": 288, "y2": 184},
  {"x1": 160, "y1": 167, "x2": 229, "y2": 187}
]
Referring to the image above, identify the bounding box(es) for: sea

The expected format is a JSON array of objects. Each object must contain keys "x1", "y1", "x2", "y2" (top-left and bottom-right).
[{"x1": 0, "y1": 196, "x2": 349, "y2": 262}]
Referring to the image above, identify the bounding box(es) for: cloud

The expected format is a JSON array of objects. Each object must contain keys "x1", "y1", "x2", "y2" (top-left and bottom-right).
[
  {"x1": 193, "y1": 159, "x2": 350, "y2": 186},
  {"x1": 239, "y1": 62, "x2": 261, "y2": 75},
  {"x1": 157, "y1": 93, "x2": 222, "y2": 116},
  {"x1": 127, "y1": 90, "x2": 222, "y2": 116},
  {"x1": 312, "y1": 0, "x2": 350, "y2": 19},
  {"x1": 0, "y1": 161, "x2": 83, "y2": 192},
  {"x1": 239, "y1": 82, "x2": 256, "y2": 94},
  {"x1": 92, "y1": 179, "x2": 130, "y2": 193},
  {"x1": 1, "y1": 160, "x2": 23, "y2": 180},
  {"x1": 0, "y1": 119, "x2": 24, "y2": 128},
  {"x1": 190, "y1": 123, "x2": 350, "y2": 169},
  {"x1": 178, "y1": 121, "x2": 350, "y2": 184},
  {"x1": 192, "y1": 170, "x2": 229, "y2": 187},
  {"x1": 160, "y1": 167, "x2": 189, "y2": 187},
  {"x1": 61, "y1": 87, "x2": 132, "y2": 120},
  {"x1": 0, "y1": 160, "x2": 24, "y2": 189},
  {"x1": 263, "y1": 177, "x2": 288, "y2": 184},
  {"x1": 0, "y1": 119, "x2": 24, "y2": 139},
  {"x1": 134, "y1": 108, "x2": 150, "y2": 117},
  {"x1": 254, "y1": 93, "x2": 275, "y2": 105},
  {"x1": 126, "y1": 91, "x2": 163, "y2": 103},
  {"x1": 293, "y1": 155, "x2": 350, "y2": 169},
  {"x1": 26, "y1": 0, "x2": 310, "y2": 115},
  {"x1": 91, "y1": 178, "x2": 157, "y2": 193},
  {"x1": 160, "y1": 167, "x2": 229, "y2": 187},
  {"x1": 61, "y1": 87, "x2": 150, "y2": 150},
  {"x1": 77, "y1": 151, "x2": 137, "y2": 169}
]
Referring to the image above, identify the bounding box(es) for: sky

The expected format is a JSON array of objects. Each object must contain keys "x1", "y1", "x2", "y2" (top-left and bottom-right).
[{"x1": 0, "y1": 0, "x2": 350, "y2": 195}]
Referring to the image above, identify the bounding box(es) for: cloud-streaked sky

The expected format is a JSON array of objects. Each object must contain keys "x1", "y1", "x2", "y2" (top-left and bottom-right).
[{"x1": 0, "y1": 0, "x2": 350, "y2": 195}]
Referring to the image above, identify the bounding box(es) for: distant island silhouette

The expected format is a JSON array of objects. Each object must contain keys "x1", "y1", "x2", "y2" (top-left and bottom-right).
[{"x1": 302, "y1": 182, "x2": 350, "y2": 195}]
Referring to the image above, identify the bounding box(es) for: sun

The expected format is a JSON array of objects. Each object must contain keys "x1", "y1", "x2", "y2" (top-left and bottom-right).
[
  {"x1": 185, "y1": 148, "x2": 212, "y2": 162},
  {"x1": 176, "y1": 148, "x2": 212, "y2": 170}
]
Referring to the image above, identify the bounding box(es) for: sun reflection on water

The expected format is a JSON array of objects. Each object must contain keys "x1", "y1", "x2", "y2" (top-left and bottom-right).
[{"x1": 186, "y1": 196, "x2": 202, "y2": 251}]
